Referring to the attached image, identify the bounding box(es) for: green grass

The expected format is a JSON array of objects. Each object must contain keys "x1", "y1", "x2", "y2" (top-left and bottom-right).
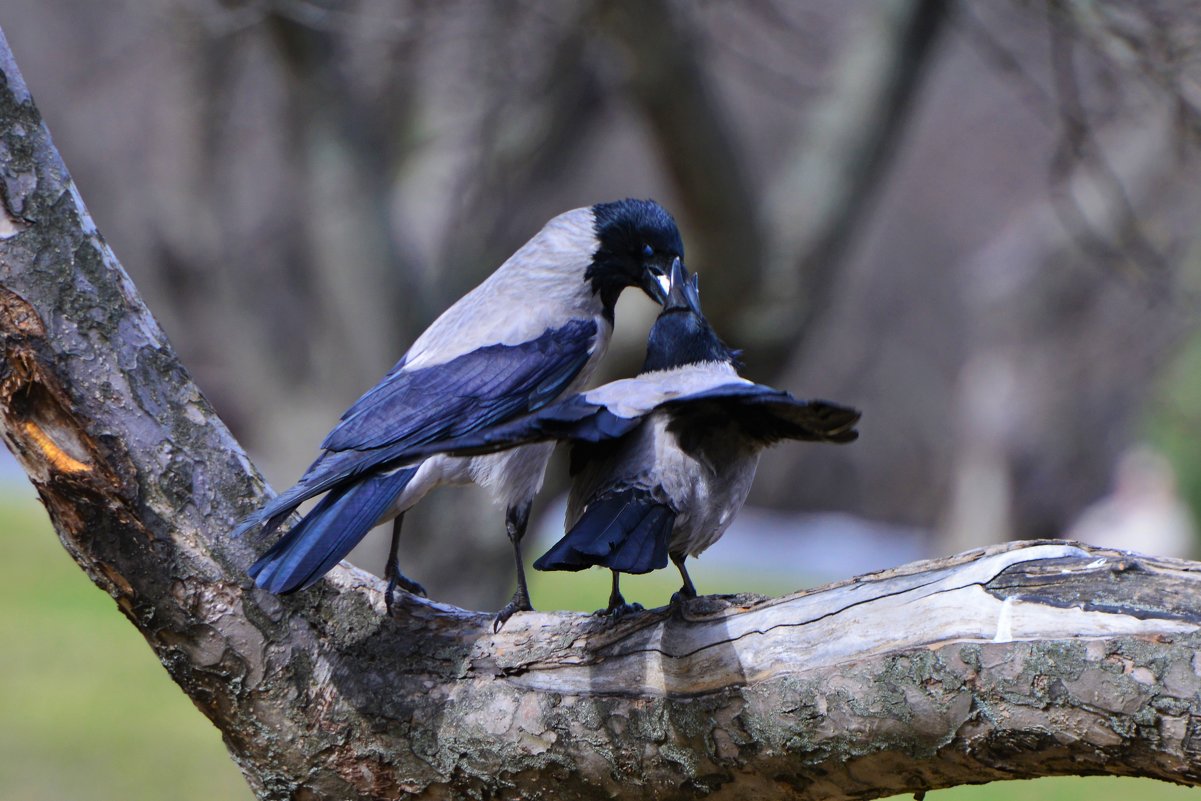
[
  {"x1": 0, "y1": 489, "x2": 251, "y2": 801},
  {"x1": 527, "y1": 557, "x2": 806, "y2": 613},
  {"x1": 2, "y1": 489, "x2": 1196, "y2": 800},
  {"x1": 1149, "y1": 325, "x2": 1201, "y2": 527},
  {"x1": 882, "y1": 777, "x2": 1196, "y2": 800}
]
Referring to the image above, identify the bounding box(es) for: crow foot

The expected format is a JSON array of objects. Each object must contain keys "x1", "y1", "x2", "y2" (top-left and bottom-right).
[
  {"x1": 384, "y1": 572, "x2": 427, "y2": 616},
  {"x1": 493, "y1": 589, "x2": 533, "y2": 633}
]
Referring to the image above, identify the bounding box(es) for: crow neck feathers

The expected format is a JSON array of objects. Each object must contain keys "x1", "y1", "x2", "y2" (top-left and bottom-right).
[
  {"x1": 586, "y1": 199, "x2": 684, "y2": 321},
  {"x1": 641, "y1": 307, "x2": 739, "y2": 372}
]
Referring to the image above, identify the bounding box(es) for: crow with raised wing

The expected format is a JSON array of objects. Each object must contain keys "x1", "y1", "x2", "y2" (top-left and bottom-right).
[
  {"x1": 234, "y1": 199, "x2": 684, "y2": 629},
  {"x1": 390, "y1": 261, "x2": 860, "y2": 614}
]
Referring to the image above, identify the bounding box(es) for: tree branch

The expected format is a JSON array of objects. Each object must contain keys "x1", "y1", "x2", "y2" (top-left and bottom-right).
[{"x1": 1, "y1": 24, "x2": 1199, "y2": 801}]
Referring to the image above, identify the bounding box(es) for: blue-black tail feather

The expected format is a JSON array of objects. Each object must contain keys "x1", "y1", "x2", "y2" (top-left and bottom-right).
[
  {"x1": 534, "y1": 488, "x2": 674, "y2": 575},
  {"x1": 230, "y1": 448, "x2": 392, "y2": 541},
  {"x1": 248, "y1": 466, "x2": 419, "y2": 593}
]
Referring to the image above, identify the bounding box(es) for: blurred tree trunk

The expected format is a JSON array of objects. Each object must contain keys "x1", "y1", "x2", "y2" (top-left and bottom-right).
[
  {"x1": 939, "y1": 103, "x2": 1195, "y2": 553},
  {"x1": 4, "y1": 31, "x2": 1201, "y2": 800},
  {"x1": 597, "y1": 0, "x2": 763, "y2": 339},
  {"x1": 754, "y1": 0, "x2": 951, "y2": 368},
  {"x1": 266, "y1": 6, "x2": 417, "y2": 373},
  {"x1": 756, "y1": 2, "x2": 1201, "y2": 537}
]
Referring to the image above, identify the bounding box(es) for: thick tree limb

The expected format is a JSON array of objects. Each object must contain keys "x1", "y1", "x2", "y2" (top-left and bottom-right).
[{"x1": 1, "y1": 25, "x2": 1200, "y2": 801}]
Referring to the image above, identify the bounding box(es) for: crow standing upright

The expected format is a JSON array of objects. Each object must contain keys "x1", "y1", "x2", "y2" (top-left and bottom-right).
[
  {"x1": 388, "y1": 261, "x2": 861, "y2": 614},
  {"x1": 234, "y1": 199, "x2": 685, "y2": 629}
]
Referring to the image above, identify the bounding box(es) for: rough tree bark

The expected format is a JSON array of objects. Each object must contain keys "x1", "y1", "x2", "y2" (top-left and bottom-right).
[{"x1": 1, "y1": 25, "x2": 1199, "y2": 801}]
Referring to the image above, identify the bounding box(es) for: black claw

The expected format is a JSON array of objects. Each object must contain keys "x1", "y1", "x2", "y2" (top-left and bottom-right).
[
  {"x1": 669, "y1": 585, "x2": 698, "y2": 610},
  {"x1": 493, "y1": 588, "x2": 533, "y2": 633},
  {"x1": 395, "y1": 573, "x2": 428, "y2": 598},
  {"x1": 492, "y1": 606, "x2": 515, "y2": 633},
  {"x1": 595, "y1": 600, "x2": 644, "y2": 620},
  {"x1": 385, "y1": 573, "x2": 428, "y2": 616},
  {"x1": 598, "y1": 574, "x2": 642, "y2": 620},
  {"x1": 670, "y1": 553, "x2": 697, "y2": 605},
  {"x1": 493, "y1": 601, "x2": 530, "y2": 633}
]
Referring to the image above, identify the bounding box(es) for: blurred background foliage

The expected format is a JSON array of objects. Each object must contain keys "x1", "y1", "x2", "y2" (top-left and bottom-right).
[{"x1": 5, "y1": 0, "x2": 1201, "y2": 798}]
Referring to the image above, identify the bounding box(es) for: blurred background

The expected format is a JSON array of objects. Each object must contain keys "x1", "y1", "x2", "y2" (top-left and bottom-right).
[{"x1": 4, "y1": 1, "x2": 1201, "y2": 799}]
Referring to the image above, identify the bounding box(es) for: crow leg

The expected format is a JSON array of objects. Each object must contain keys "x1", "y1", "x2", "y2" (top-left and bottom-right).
[
  {"x1": 494, "y1": 502, "x2": 534, "y2": 632},
  {"x1": 384, "y1": 513, "x2": 426, "y2": 615},
  {"x1": 596, "y1": 570, "x2": 643, "y2": 619},
  {"x1": 669, "y1": 552, "x2": 698, "y2": 607}
]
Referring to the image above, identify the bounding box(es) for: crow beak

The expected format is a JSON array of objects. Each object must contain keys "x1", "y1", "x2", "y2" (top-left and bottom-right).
[
  {"x1": 656, "y1": 268, "x2": 672, "y2": 300},
  {"x1": 640, "y1": 260, "x2": 672, "y2": 305},
  {"x1": 663, "y1": 258, "x2": 691, "y2": 311}
]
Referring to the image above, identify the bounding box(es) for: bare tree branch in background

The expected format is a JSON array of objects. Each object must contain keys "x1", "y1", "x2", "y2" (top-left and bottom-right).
[
  {"x1": 1045, "y1": 1, "x2": 1173, "y2": 294},
  {"x1": 596, "y1": 0, "x2": 763, "y2": 338},
  {"x1": 753, "y1": 0, "x2": 1201, "y2": 538},
  {"x1": 1048, "y1": 0, "x2": 1201, "y2": 142},
  {"x1": 266, "y1": 1, "x2": 422, "y2": 362},
  {"x1": 435, "y1": 1, "x2": 609, "y2": 306},
  {"x1": 136, "y1": 1, "x2": 434, "y2": 444},
  {"x1": 940, "y1": 103, "x2": 1199, "y2": 553},
  {"x1": 751, "y1": 0, "x2": 951, "y2": 368}
]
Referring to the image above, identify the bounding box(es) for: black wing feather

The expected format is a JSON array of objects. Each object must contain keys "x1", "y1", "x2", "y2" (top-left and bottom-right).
[
  {"x1": 322, "y1": 318, "x2": 599, "y2": 452},
  {"x1": 232, "y1": 319, "x2": 600, "y2": 539},
  {"x1": 661, "y1": 383, "x2": 860, "y2": 445}
]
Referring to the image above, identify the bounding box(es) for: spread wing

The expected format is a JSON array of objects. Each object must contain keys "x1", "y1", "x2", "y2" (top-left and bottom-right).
[
  {"x1": 374, "y1": 366, "x2": 859, "y2": 463},
  {"x1": 660, "y1": 383, "x2": 860, "y2": 446}
]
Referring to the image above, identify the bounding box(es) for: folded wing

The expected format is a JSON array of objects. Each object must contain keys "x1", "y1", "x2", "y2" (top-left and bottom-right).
[{"x1": 232, "y1": 318, "x2": 600, "y2": 540}]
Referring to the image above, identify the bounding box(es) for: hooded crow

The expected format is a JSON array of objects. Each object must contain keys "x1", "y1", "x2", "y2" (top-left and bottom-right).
[
  {"x1": 234, "y1": 199, "x2": 684, "y2": 629},
  {"x1": 390, "y1": 261, "x2": 860, "y2": 614}
]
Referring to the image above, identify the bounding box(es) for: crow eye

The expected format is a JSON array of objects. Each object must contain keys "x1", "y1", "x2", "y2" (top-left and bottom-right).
[{"x1": 642, "y1": 244, "x2": 654, "y2": 258}]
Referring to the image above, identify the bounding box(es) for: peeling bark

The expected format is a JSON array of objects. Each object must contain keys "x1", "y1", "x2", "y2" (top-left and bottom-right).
[{"x1": 1, "y1": 24, "x2": 1200, "y2": 801}]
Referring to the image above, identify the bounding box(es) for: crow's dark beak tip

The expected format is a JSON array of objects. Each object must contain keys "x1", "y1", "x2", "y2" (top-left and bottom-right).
[{"x1": 664, "y1": 258, "x2": 701, "y2": 314}]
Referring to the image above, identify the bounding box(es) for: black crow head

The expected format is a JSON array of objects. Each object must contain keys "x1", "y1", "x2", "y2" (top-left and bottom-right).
[
  {"x1": 587, "y1": 199, "x2": 684, "y2": 319},
  {"x1": 641, "y1": 260, "x2": 741, "y2": 372}
]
